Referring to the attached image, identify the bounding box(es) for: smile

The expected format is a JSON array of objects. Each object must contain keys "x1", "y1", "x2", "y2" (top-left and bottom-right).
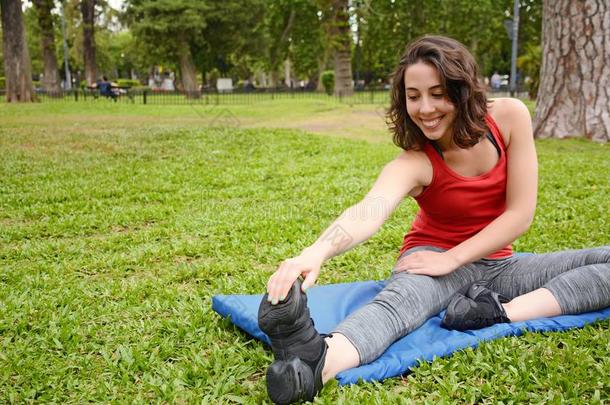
[{"x1": 421, "y1": 116, "x2": 444, "y2": 129}]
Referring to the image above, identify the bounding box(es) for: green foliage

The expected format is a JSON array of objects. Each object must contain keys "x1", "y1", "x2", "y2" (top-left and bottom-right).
[
  {"x1": 19, "y1": 0, "x2": 543, "y2": 89},
  {"x1": 354, "y1": 0, "x2": 542, "y2": 83},
  {"x1": 115, "y1": 78, "x2": 141, "y2": 87},
  {"x1": 287, "y1": 1, "x2": 325, "y2": 80},
  {"x1": 23, "y1": 6, "x2": 45, "y2": 76},
  {"x1": 321, "y1": 70, "x2": 334, "y2": 95},
  {"x1": 0, "y1": 77, "x2": 5, "y2": 89},
  {"x1": 255, "y1": 0, "x2": 325, "y2": 84},
  {"x1": 518, "y1": 43, "x2": 542, "y2": 98},
  {"x1": 0, "y1": 101, "x2": 608, "y2": 402}
]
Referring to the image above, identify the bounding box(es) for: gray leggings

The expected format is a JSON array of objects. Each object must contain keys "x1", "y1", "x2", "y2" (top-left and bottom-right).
[{"x1": 333, "y1": 246, "x2": 610, "y2": 365}]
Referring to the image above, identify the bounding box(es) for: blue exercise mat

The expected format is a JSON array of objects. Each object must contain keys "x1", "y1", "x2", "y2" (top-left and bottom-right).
[{"x1": 212, "y1": 280, "x2": 610, "y2": 385}]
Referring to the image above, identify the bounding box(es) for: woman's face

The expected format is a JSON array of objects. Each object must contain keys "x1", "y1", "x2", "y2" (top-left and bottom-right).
[{"x1": 404, "y1": 62, "x2": 456, "y2": 145}]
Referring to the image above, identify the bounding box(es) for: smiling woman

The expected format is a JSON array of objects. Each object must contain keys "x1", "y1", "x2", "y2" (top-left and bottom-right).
[
  {"x1": 256, "y1": 35, "x2": 610, "y2": 404},
  {"x1": 388, "y1": 36, "x2": 488, "y2": 151}
]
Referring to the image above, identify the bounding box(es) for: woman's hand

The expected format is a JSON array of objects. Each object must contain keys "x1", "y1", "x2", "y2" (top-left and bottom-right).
[
  {"x1": 266, "y1": 252, "x2": 323, "y2": 305},
  {"x1": 394, "y1": 250, "x2": 461, "y2": 277}
]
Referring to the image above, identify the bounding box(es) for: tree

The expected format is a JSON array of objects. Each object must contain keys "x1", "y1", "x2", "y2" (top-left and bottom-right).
[
  {"x1": 329, "y1": 0, "x2": 353, "y2": 96},
  {"x1": 534, "y1": 0, "x2": 609, "y2": 142},
  {"x1": 260, "y1": 0, "x2": 295, "y2": 87},
  {"x1": 125, "y1": 0, "x2": 209, "y2": 97},
  {"x1": 0, "y1": 0, "x2": 34, "y2": 102},
  {"x1": 193, "y1": 0, "x2": 265, "y2": 87},
  {"x1": 354, "y1": 0, "x2": 541, "y2": 86},
  {"x1": 289, "y1": 1, "x2": 325, "y2": 87},
  {"x1": 80, "y1": 0, "x2": 97, "y2": 86},
  {"x1": 33, "y1": 0, "x2": 60, "y2": 92}
]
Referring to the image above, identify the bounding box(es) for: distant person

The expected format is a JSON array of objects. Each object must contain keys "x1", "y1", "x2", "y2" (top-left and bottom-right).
[
  {"x1": 96, "y1": 76, "x2": 117, "y2": 101},
  {"x1": 491, "y1": 71, "x2": 501, "y2": 91},
  {"x1": 244, "y1": 80, "x2": 256, "y2": 92}
]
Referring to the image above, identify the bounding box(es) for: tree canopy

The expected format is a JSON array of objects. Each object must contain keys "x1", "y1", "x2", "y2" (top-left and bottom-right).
[{"x1": 9, "y1": 0, "x2": 542, "y2": 90}]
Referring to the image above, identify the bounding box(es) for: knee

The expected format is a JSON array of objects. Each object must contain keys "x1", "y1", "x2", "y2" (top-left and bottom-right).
[{"x1": 586, "y1": 246, "x2": 610, "y2": 264}]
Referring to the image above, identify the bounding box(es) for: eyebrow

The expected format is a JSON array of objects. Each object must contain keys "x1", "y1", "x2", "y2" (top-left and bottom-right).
[{"x1": 406, "y1": 85, "x2": 443, "y2": 91}]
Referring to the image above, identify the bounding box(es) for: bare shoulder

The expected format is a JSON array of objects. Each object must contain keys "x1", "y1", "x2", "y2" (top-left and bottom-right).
[
  {"x1": 487, "y1": 98, "x2": 532, "y2": 147},
  {"x1": 394, "y1": 148, "x2": 431, "y2": 170},
  {"x1": 392, "y1": 149, "x2": 433, "y2": 195}
]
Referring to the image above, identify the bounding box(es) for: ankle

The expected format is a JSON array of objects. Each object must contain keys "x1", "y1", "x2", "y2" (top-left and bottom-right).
[
  {"x1": 502, "y1": 301, "x2": 513, "y2": 322},
  {"x1": 320, "y1": 333, "x2": 360, "y2": 384}
]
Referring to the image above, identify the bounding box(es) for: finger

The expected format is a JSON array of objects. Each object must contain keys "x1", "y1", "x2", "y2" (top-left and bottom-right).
[
  {"x1": 269, "y1": 261, "x2": 290, "y2": 301},
  {"x1": 268, "y1": 271, "x2": 285, "y2": 303},
  {"x1": 273, "y1": 271, "x2": 297, "y2": 304},
  {"x1": 302, "y1": 271, "x2": 316, "y2": 291}
]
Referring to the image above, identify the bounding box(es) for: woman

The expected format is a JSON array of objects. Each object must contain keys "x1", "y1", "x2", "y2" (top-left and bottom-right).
[{"x1": 257, "y1": 35, "x2": 610, "y2": 404}]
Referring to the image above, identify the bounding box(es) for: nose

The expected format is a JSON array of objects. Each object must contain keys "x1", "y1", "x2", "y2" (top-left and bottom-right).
[{"x1": 420, "y1": 96, "x2": 435, "y2": 114}]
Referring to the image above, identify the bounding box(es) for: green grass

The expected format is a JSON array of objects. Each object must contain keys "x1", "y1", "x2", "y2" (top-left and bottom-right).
[{"x1": 0, "y1": 101, "x2": 608, "y2": 403}]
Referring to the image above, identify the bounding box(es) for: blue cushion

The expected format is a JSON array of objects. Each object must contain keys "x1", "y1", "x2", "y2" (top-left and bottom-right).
[{"x1": 212, "y1": 280, "x2": 610, "y2": 385}]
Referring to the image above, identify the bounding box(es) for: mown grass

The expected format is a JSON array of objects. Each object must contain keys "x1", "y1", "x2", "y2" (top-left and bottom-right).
[{"x1": 0, "y1": 101, "x2": 608, "y2": 403}]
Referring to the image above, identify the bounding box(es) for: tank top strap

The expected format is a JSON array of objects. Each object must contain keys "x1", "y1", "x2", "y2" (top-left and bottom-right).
[{"x1": 484, "y1": 114, "x2": 507, "y2": 153}]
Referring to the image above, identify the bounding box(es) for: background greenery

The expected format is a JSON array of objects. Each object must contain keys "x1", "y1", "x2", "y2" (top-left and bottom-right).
[
  {"x1": 1, "y1": 100, "x2": 608, "y2": 402},
  {"x1": 1, "y1": 0, "x2": 541, "y2": 91}
]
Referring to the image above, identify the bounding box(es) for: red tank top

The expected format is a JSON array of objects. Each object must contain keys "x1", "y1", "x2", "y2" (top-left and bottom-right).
[{"x1": 399, "y1": 114, "x2": 513, "y2": 259}]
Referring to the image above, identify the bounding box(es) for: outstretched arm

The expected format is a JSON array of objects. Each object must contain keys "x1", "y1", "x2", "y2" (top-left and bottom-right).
[
  {"x1": 397, "y1": 98, "x2": 537, "y2": 275},
  {"x1": 266, "y1": 152, "x2": 428, "y2": 303}
]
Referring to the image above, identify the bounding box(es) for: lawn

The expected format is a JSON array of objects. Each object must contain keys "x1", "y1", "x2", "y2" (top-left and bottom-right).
[{"x1": 0, "y1": 100, "x2": 608, "y2": 403}]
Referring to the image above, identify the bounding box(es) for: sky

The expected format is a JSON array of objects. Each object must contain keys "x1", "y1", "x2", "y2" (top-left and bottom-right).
[{"x1": 108, "y1": 0, "x2": 124, "y2": 11}]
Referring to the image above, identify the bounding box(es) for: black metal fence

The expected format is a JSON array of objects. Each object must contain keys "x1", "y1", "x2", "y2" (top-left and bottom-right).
[
  {"x1": 0, "y1": 88, "x2": 392, "y2": 105},
  {"x1": 0, "y1": 88, "x2": 530, "y2": 105}
]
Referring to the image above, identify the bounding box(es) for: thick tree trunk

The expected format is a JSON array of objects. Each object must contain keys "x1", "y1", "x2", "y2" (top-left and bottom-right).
[
  {"x1": 33, "y1": 0, "x2": 60, "y2": 93},
  {"x1": 331, "y1": 0, "x2": 353, "y2": 97},
  {"x1": 0, "y1": 0, "x2": 34, "y2": 102},
  {"x1": 534, "y1": 0, "x2": 609, "y2": 142},
  {"x1": 178, "y1": 39, "x2": 200, "y2": 98},
  {"x1": 80, "y1": 0, "x2": 97, "y2": 86}
]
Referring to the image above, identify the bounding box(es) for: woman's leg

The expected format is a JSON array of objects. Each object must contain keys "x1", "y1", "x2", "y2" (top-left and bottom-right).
[
  {"x1": 487, "y1": 246, "x2": 610, "y2": 320},
  {"x1": 327, "y1": 247, "x2": 482, "y2": 375},
  {"x1": 321, "y1": 333, "x2": 359, "y2": 383}
]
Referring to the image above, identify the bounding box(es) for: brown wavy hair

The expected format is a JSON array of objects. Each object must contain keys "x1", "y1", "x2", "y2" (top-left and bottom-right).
[{"x1": 387, "y1": 35, "x2": 488, "y2": 150}]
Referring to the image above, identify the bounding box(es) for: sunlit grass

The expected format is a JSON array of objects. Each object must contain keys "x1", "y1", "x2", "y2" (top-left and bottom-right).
[{"x1": 0, "y1": 102, "x2": 608, "y2": 402}]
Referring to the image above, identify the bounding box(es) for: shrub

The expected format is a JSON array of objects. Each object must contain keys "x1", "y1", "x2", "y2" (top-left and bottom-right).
[
  {"x1": 321, "y1": 70, "x2": 334, "y2": 95},
  {"x1": 116, "y1": 78, "x2": 141, "y2": 88}
]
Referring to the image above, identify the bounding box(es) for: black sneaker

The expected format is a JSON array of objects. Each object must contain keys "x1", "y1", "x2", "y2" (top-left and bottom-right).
[
  {"x1": 258, "y1": 278, "x2": 328, "y2": 403},
  {"x1": 266, "y1": 344, "x2": 327, "y2": 404},
  {"x1": 441, "y1": 283, "x2": 510, "y2": 331}
]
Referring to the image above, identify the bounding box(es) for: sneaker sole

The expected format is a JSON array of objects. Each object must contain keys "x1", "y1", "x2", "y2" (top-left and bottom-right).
[
  {"x1": 258, "y1": 278, "x2": 306, "y2": 336},
  {"x1": 267, "y1": 357, "x2": 315, "y2": 405}
]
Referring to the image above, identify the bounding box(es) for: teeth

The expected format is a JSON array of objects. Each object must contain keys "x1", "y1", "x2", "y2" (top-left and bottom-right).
[{"x1": 422, "y1": 117, "x2": 442, "y2": 128}]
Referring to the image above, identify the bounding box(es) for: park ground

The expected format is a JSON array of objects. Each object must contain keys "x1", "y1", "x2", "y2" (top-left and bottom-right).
[{"x1": 1, "y1": 99, "x2": 609, "y2": 403}]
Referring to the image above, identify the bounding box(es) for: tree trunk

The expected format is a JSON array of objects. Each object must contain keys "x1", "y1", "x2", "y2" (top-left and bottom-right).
[
  {"x1": 80, "y1": 0, "x2": 97, "y2": 86},
  {"x1": 178, "y1": 39, "x2": 200, "y2": 98},
  {"x1": 534, "y1": 0, "x2": 609, "y2": 142},
  {"x1": 33, "y1": 0, "x2": 60, "y2": 93},
  {"x1": 284, "y1": 58, "x2": 291, "y2": 87},
  {"x1": 331, "y1": 0, "x2": 353, "y2": 97},
  {"x1": 270, "y1": 70, "x2": 279, "y2": 88},
  {"x1": 0, "y1": 0, "x2": 34, "y2": 102}
]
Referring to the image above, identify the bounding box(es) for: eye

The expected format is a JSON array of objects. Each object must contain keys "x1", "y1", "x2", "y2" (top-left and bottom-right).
[
  {"x1": 407, "y1": 95, "x2": 418, "y2": 101},
  {"x1": 432, "y1": 93, "x2": 445, "y2": 98}
]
